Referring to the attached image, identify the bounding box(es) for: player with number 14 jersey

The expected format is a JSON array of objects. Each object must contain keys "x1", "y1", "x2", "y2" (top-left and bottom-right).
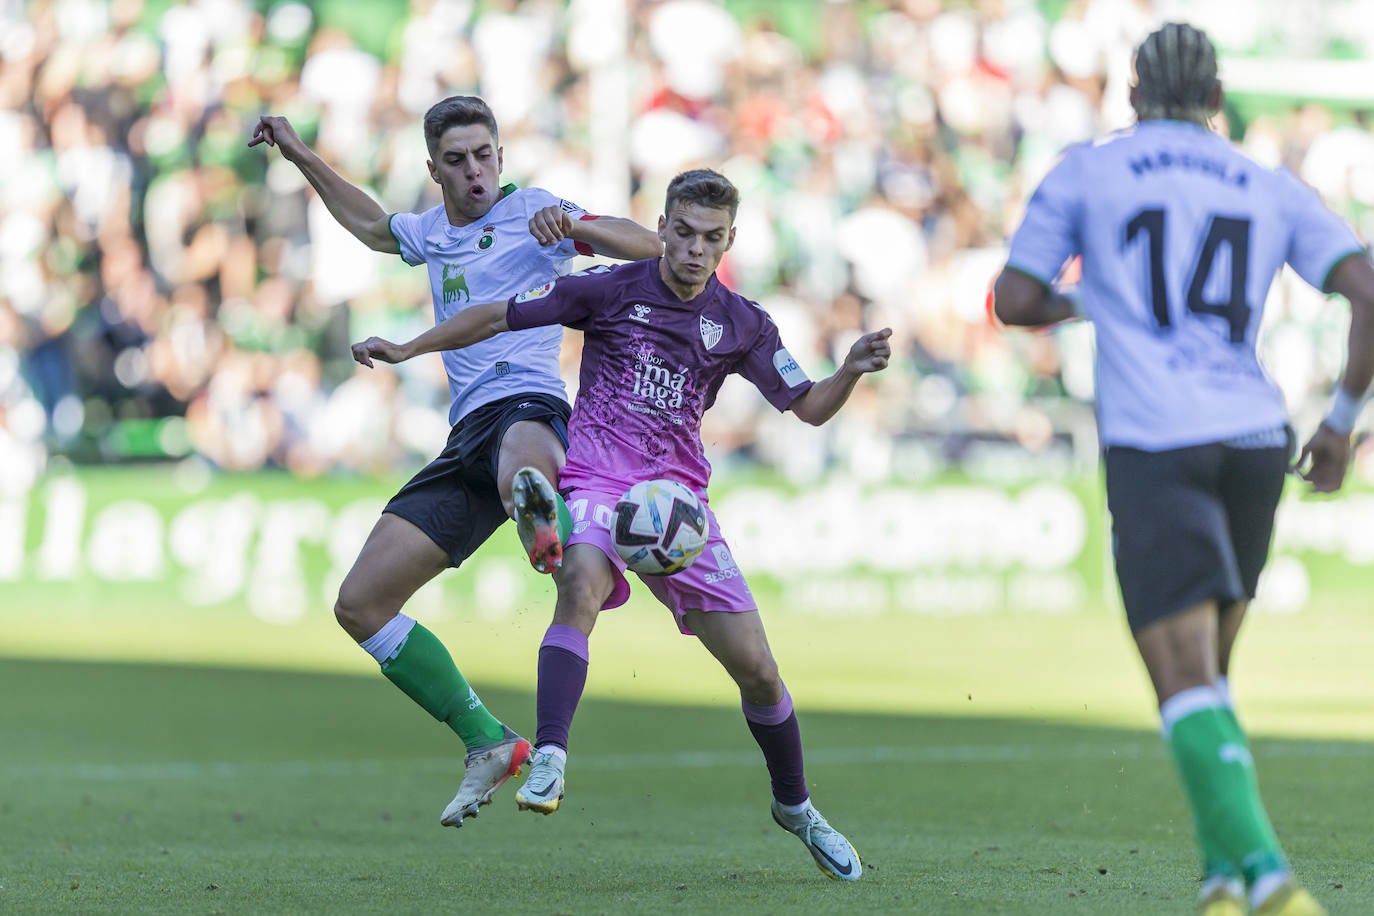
[{"x1": 1006, "y1": 119, "x2": 1364, "y2": 450}]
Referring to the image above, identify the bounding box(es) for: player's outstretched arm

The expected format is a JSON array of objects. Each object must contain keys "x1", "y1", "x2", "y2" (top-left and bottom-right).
[
  {"x1": 351, "y1": 301, "x2": 510, "y2": 368},
  {"x1": 527, "y1": 206, "x2": 662, "y2": 261},
  {"x1": 789, "y1": 328, "x2": 893, "y2": 426},
  {"x1": 1296, "y1": 253, "x2": 1374, "y2": 492},
  {"x1": 990, "y1": 268, "x2": 1080, "y2": 327},
  {"x1": 249, "y1": 115, "x2": 399, "y2": 255}
]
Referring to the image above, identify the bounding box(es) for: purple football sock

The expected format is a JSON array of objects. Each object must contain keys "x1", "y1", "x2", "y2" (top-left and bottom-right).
[
  {"x1": 743, "y1": 687, "x2": 808, "y2": 806},
  {"x1": 534, "y1": 624, "x2": 589, "y2": 752}
]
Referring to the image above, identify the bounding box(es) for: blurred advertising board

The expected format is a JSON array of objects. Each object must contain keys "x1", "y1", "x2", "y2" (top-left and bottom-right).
[{"x1": 1, "y1": 466, "x2": 1364, "y2": 622}]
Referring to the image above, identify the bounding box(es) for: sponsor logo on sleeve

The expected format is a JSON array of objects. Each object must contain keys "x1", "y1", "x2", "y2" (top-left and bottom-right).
[
  {"x1": 700, "y1": 315, "x2": 722, "y2": 349},
  {"x1": 772, "y1": 348, "x2": 808, "y2": 386},
  {"x1": 560, "y1": 199, "x2": 582, "y2": 214},
  {"x1": 515, "y1": 281, "x2": 555, "y2": 303}
]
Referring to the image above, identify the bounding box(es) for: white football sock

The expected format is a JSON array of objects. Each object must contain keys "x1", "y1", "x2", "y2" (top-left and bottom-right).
[
  {"x1": 1215, "y1": 675, "x2": 1233, "y2": 708},
  {"x1": 1198, "y1": 874, "x2": 1243, "y2": 900},
  {"x1": 1249, "y1": 871, "x2": 1291, "y2": 909},
  {"x1": 358, "y1": 613, "x2": 416, "y2": 664},
  {"x1": 535, "y1": 744, "x2": 567, "y2": 765}
]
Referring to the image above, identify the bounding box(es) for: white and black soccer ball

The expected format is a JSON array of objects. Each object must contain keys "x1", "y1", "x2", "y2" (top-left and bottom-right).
[{"x1": 612, "y1": 479, "x2": 708, "y2": 576}]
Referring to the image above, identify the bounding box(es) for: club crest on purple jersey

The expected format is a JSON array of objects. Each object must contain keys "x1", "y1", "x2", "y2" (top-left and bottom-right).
[{"x1": 700, "y1": 315, "x2": 723, "y2": 349}]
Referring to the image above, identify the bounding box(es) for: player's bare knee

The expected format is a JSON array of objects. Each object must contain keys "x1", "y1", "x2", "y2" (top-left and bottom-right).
[
  {"x1": 733, "y1": 658, "x2": 782, "y2": 702},
  {"x1": 555, "y1": 559, "x2": 610, "y2": 602},
  {"x1": 334, "y1": 581, "x2": 389, "y2": 642},
  {"x1": 552, "y1": 592, "x2": 604, "y2": 630},
  {"x1": 333, "y1": 591, "x2": 365, "y2": 639}
]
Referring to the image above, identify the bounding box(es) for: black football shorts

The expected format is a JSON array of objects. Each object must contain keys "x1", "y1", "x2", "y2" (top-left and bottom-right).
[
  {"x1": 1104, "y1": 432, "x2": 1290, "y2": 633},
  {"x1": 384, "y1": 393, "x2": 570, "y2": 567}
]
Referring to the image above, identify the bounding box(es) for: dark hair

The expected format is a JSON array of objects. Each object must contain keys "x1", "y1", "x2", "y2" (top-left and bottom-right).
[
  {"x1": 1132, "y1": 23, "x2": 1221, "y2": 125},
  {"x1": 664, "y1": 169, "x2": 740, "y2": 220},
  {"x1": 422, "y1": 96, "x2": 499, "y2": 155}
]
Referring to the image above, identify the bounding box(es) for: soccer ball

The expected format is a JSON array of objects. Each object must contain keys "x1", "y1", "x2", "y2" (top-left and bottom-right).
[{"x1": 612, "y1": 479, "x2": 708, "y2": 576}]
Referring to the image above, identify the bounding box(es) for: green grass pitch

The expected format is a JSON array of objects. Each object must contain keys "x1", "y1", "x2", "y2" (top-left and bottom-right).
[{"x1": 1, "y1": 635, "x2": 1371, "y2": 914}]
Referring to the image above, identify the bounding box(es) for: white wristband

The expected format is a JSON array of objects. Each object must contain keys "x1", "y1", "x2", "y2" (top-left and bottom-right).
[{"x1": 1324, "y1": 386, "x2": 1363, "y2": 435}]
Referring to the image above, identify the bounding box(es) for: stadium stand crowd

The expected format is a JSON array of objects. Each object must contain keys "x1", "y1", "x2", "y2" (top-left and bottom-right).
[{"x1": 3, "y1": 0, "x2": 1373, "y2": 492}]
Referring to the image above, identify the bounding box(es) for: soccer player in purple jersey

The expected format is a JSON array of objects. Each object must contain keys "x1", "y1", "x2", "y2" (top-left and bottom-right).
[
  {"x1": 992, "y1": 23, "x2": 1374, "y2": 916},
  {"x1": 352, "y1": 169, "x2": 892, "y2": 881},
  {"x1": 251, "y1": 96, "x2": 661, "y2": 830}
]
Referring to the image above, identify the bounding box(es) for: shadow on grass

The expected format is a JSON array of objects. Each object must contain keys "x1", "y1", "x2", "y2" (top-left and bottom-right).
[{"x1": 1, "y1": 658, "x2": 1369, "y2": 915}]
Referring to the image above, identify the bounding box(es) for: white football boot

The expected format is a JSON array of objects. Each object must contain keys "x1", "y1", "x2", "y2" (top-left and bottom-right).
[
  {"x1": 770, "y1": 799, "x2": 862, "y2": 881},
  {"x1": 439, "y1": 728, "x2": 532, "y2": 827},
  {"x1": 514, "y1": 750, "x2": 566, "y2": 815}
]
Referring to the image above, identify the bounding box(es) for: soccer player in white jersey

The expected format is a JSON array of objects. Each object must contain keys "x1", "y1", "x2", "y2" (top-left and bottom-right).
[
  {"x1": 248, "y1": 96, "x2": 661, "y2": 828},
  {"x1": 992, "y1": 23, "x2": 1374, "y2": 916},
  {"x1": 350, "y1": 169, "x2": 892, "y2": 881}
]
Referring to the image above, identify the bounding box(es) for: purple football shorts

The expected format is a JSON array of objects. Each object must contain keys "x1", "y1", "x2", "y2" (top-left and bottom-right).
[{"x1": 564, "y1": 486, "x2": 757, "y2": 635}]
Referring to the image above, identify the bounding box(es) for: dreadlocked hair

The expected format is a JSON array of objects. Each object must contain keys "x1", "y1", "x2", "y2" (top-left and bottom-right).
[{"x1": 1132, "y1": 22, "x2": 1221, "y2": 125}]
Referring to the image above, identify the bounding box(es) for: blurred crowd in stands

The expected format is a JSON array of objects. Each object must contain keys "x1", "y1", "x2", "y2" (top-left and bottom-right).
[{"x1": 3, "y1": 0, "x2": 1374, "y2": 492}]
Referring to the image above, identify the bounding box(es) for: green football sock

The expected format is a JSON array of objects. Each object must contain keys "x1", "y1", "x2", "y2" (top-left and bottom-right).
[
  {"x1": 1215, "y1": 707, "x2": 1289, "y2": 884},
  {"x1": 381, "y1": 623, "x2": 506, "y2": 750},
  {"x1": 1168, "y1": 704, "x2": 1287, "y2": 885},
  {"x1": 1219, "y1": 704, "x2": 1249, "y2": 747},
  {"x1": 1188, "y1": 701, "x2": 1249, "y2": 880},
  {"x1": 555, "y1": 491, "x2": 572, "y2": 542},
  {"x1": 1193, "y1": 797, "x2": 1241, "y2": 880}
]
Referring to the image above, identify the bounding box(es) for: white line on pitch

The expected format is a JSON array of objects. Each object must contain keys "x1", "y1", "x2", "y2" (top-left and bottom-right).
[{"x1": 2, "y1": 738, "x2": 1369, "y2": 783}]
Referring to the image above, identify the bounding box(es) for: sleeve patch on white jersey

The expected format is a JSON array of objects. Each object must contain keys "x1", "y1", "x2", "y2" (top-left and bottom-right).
[
  {"x1": 773, "y1": 348, "x2": 808, "y2": 386},
  {"x1": 514, "y1": 281, "x2": 556, "y2": 303}
]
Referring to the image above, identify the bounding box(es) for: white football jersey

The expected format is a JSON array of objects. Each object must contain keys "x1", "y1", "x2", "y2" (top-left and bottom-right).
[
  {"x1": 1007, "y1": 120, "x2": 1364, "y2": 450},
  {"x1": 389, "y1": 186, "x2": 588, "y2": 424}
]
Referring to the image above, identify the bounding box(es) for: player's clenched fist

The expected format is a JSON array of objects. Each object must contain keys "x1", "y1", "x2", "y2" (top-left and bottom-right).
[
  {"x1": 1295, "y1": 424, "x2": 1352, "y2": 493},
  {"x1": 351, "y1": 336, "x2": 409, "y2": 368},
  {"x1": 528, "y1": 205, "x2": 574, "y2": 246},
  {"x1": 844, "y1": 328, "x2": 893, "y2": 374},
  {"x1": 248, "y1": 115, "x2": 307, "y2": 161}
]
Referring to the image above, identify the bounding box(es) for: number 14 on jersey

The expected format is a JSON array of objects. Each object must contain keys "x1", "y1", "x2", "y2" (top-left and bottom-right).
[{"x1": 1124, "y1": 208, "x2": 1253, "y2": 343}]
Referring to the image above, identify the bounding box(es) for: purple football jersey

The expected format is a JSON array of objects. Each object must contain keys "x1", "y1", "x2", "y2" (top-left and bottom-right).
[{"x1": 505, "y1": 259, "x2": 813, "y2": 494}]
